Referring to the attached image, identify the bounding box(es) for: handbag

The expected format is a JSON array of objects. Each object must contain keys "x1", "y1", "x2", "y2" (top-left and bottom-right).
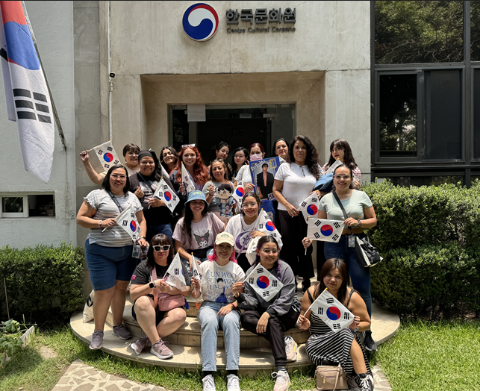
[
  {"x1": 152, "y1": 265, "x2": 185, "y2": 312},
  {"x1": 315, "y1": 364, "x2": 348, "y2": 390},
  {"x1": 332, "y1": 191, "x2": 382, "y2": 268}
]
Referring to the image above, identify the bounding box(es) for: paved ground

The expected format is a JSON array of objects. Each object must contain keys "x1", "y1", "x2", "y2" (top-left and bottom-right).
[{"x1": 51, "y1": 359, "x2": 392, "y2": 391}]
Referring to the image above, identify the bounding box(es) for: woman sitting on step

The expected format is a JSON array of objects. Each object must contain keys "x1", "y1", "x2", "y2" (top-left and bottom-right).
[
  {"x1": 236, "y1": 236, "x2": 300, "y2": 391},
  {"x1": 191, "y1": 232, "x2": 245, "y2": 391},
  {"x1": 298, "y1": 258, "x2": 374, "y2": 391},
  {"x1": 129, "y1": 234, "x2": 190, "y2": 360}
]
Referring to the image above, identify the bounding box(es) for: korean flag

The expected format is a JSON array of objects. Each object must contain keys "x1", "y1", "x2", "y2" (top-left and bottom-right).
[
  {"x1": 181, "y1": 162, "x2": 196, "y2": 194},
  {"x1": 191, "y1": 254, "x2": 202, "y2": 282},
  {"x1": 153, "y1": 178, "x2": 179, "y2": 212},
  {"x1": 164, "y1": 253, "x2": 187, "y2": 290},
  {"x1": 245, "y1": 263, "x2": 284, "y2": 302},
  {"x1": 233, "y1": 181, "x2": 246, "y2": 206},
  {"x1": 92, "y1": 141, "x2": 121, "y2": 172},
  {"x1": 307, "y1": 288, "x2": 354, "y2": 333},
  {"x1": 307, "y1": 218, "x2": 344, "y2": 243},
  {"x1": 298, "y1": 193, "x2": 321, "y2": 223},
  {"x1": 117, "y1": 204, "x2": 140, "y2": 241}
]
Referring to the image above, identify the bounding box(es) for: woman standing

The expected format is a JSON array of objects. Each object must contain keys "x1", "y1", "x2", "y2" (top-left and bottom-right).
[
  {"x1": 76, "y1": 165, "x2": 148, "y2": 349},
  {"x1": 173, "y1": 191, "x2": 225, "y2": 271},
  {"x1": 237, "y1": 236, "x2": 300, "y2": 391},
  {"x1": 191, "y1": 232, "x2": 245, "y2": 391},
  {"x1": 298, "y1": 258, "x2": 374, "y2": 391},
  {"x1": 224, "y1": 192, "x2": 283, "y2": 273},
  {"x1": 323, "y1": 139, "x2": 361, "y2": 190},
  {"x1": 272, "y1": 135, "x2": 323, "y2": 292},
  {"x1": 272, "y1": 138, "x2": 290, "y2": 163},
  {"x1": 231, "y1": 147, "x2": 250, "y2": 179},
  {"x1": 79, "y1": 143, "x2": 141, "y2": 185},
  {"x1": 208, "y1": 141, "x2": 233, "y2": 179},
  {"x1": 129, "y1": 150, "x2": 175, "y2": 242},
  {"x1": 160, "y1": 146, "x2": 179, "y2": 174},
  {"x1": 172, "y1": 146, "x2": 209, "y2": 191},
  {"x1": 203, "y1": 159, "x2": 235, "y2": 223},
  {"x1": 129, "y1": 234, "x2": 189, "y2": 359},
  {"x1": 302, "y1": 164, "x2": 377, "y2": 351}
]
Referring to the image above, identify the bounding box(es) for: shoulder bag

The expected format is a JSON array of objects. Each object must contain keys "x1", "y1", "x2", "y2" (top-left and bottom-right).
[
  {"x1": 151, "y1": 265, "x2": 185, "y2": 312},
  {"x1": 315, "y1": 364, "x2": 348, "y2": 390},
  {"x1": 332, "y1": 191, "x2": 382, "y2": 268}
]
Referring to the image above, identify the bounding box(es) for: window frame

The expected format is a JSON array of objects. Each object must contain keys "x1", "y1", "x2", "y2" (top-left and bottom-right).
[{"x1": 1, "y1": 195, "x2": 29, "y2": 218}]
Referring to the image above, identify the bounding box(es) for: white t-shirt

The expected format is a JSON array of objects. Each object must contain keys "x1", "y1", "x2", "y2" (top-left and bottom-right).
[
  {"x1": 235, "y1": 165, "x2": 253, "y2": 183},
  {"x1": 199, "y1": 261, "x2": 245, "y2": 303},
  {"x1": 85, "y1": 189, "x2": 143, "y2": 247},
  {"x1": 274, "y1": 163, "x2": 325, "y2": 211},
  {"x1": 225, "y1": 214, "x2": 284, "y2": 253}
]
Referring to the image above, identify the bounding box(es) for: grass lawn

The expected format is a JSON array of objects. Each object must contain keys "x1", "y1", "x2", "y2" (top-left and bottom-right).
[{"x1": 375, "y1": 320, "x2": 480, "y2": 391}]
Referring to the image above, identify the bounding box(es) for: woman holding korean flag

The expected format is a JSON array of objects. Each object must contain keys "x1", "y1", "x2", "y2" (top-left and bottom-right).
[
  {"x1": 77, "y1": 165, "x2": 148, "y2": 350},
  {"x1": 302, "y1": 163, "x2": 378, "y2": 352},
  {"x1": 298, "y1": 258, "x2": 374, "y2": 391},
  {"x1": 236, "y1": 236, "x2": 300, "y2": 391}
]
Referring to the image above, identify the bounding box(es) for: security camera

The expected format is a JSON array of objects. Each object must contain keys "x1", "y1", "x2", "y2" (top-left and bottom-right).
[{"x1": 110, "y1": 73, "x2": 115, "y2": 78}]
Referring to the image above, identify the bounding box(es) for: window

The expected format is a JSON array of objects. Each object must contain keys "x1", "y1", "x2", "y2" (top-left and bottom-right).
[
  {"x1": 0, "y1": 194, "x2": 55, "y2": 218},
  {"x1": 474, "y1": 69, "x2": 480, "y2": 159}
]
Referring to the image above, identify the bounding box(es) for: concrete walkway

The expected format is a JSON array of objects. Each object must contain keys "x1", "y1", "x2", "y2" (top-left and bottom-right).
[{"x1": 52, "y1": 359, "x2": 392, "y2": 391}]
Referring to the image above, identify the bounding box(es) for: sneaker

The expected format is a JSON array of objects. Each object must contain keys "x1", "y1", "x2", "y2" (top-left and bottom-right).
[
  {"x1": 130, "y1": 336, "x2": 150, "y2": 356},
  {"x1": 284, "y1": 336, "x2": 298, "y2": 362},
  {"x1": 112, "y1": 323, "x2": 132, "y2": 340},
  {"x1": 363, "y1": 330, "x2": 378, "y2": 352},
  {"x1": 202, "y1": 374, "x2": 216, "y2": 391},
  {"x1": 272, "y1": 370, "x2": 290, "y2": 391},
  {"x1": 347, "y1": 375, "x2": 361, "y2": 390},
  {"x1": 150, "y1": 338, "x2": 174, "y2": 359},
  {"x1": 226, "y1": 374, "x2": 240, "y2": 391},
  {"x1": 356, "y1": 373, "x2": 374, "y2": 391},
  {"x1": 89, "y1": 330, "x2": 104, "y2": 350}
]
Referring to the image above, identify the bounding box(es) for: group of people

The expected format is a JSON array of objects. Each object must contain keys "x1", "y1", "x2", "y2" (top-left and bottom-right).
[{"x1": 76, "y1": 136, "x2": 378, "y2": 391}]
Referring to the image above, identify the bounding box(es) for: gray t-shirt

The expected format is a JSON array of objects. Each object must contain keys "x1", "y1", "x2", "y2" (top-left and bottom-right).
[
  {"x1": 85, "y1": 189, "x2": 143, "y2": 247},
  {"x1": 318, "y1": 190, "x2": 373, "y2": 221}
]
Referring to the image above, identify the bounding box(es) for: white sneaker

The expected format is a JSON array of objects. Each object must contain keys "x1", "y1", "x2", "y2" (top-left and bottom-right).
[
  {"x1": 272, "y1": 370, "x2": 290, "y2": 391},
  {"x1": 284, "y1": 336, "x2": 298, "y2": 362},
  {"x1": 226, "y1": 374, "x2": 241, "y2": 391},
  {"x1": 202, "y1": 374, "x2": 216, "y2": 391}
]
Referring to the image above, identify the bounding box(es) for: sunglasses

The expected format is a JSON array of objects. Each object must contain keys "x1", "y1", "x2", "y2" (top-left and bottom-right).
[{"x1": 153, "y1": 245, "x2": 170, "y2": 252}]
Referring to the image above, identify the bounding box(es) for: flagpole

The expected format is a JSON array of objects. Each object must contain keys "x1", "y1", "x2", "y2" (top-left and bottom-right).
[{"x1": 21, "y1": 1, "x2": 67, "y2": 151}]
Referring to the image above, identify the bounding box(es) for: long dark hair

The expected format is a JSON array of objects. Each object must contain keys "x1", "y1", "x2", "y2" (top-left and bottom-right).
[
  {"x1": 213, "y1": 141, "x2": 231, "y2": 156},
  {"x1": 231, "y1": 147, "x2": 249, "y2": 176},
  {"x1": 332, "y1": 164, "x2": 354, "y2": 190},
  {"x1": 182, "y1": 200, "x2": 208, "y2": 247},
  {"x1": 253, "y1": 236, "x2": 279, "y2": 265},
  {"x1": 288, "y1": 135, "x2": 321, "y2": 180},
  {"x1": 102, "y1": 164, "x2": 130, "y2": 194},
  {"x1": 272, "y1": 138, "x2": 289, "y2": 161},
  {"x1": 314, "y1": 258, "x2": 349, "y2": 305},
  {"x1": 325, "y1": 139, "x2": 358, "y2": 171},
  {"x1": 159, "y1": 146, "x2": 179, "y2": 172},
  {"x1": 146, "y1": 234, "x2": 174, "y2": 269},
  {"x1": 240, "y1": 191, "x2": 261, "y2": 216}
]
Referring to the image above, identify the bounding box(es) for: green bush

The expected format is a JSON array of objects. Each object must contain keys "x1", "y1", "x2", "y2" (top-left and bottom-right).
[
  {"x1": 363, "y1": 179, "x2": 480, "y2": 318},
  {"x1": 0, "y1": 244, "x2": 84, "y2": 325}
]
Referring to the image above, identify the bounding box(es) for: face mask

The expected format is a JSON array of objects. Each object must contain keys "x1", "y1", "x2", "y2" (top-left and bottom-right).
[{"x1": 250, "y1": 154, "x2": 263, "y2": 161}]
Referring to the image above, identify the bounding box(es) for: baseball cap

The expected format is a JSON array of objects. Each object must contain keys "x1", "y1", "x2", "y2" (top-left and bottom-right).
[
  {"x1": 186, "y1": 190, "x2": 207, "y2": 204},
  {"x1": 215, "y1": 232, "x2": 235, "y2": 246}
]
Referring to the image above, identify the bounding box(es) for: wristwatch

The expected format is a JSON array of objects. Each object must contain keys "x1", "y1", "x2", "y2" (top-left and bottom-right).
[
  {"x1": 356, "y1": 219, "x2": 362, "y2": 227},
  {"x1": 149, "y1": 282, "x2": 156, "y2": 289}
]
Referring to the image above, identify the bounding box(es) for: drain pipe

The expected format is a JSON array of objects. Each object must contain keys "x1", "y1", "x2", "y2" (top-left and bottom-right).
[{"x1": 107, "y1": 0, "x2": 113, "y2": 141}]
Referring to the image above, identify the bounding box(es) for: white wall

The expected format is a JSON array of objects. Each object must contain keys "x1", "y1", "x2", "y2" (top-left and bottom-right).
[{"x1": 0, "y1": 1, "x2": 76, "y2": 248}]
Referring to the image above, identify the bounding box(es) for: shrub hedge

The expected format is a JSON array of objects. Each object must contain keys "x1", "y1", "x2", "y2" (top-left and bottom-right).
[
  {"x1": 363, "y1": 179, "x2": 480, "y2": 318},
  {"x1": 0, "y1": 243, "x2": 84, "y2": 325}
]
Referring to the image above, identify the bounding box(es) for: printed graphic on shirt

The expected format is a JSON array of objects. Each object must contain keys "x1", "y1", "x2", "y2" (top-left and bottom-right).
[
  {"x1": 235, "y1": 230, "x2": 252, "y2": 252},
  {"x1": 193, "y1": 229, "x2": 210, "y2": 248},
  {"x1": 202, "y1": 269, "x2": 239, "y2": 303},
  {"x1": 140, "y1": 181, "x2": 157, "y2": 205}
]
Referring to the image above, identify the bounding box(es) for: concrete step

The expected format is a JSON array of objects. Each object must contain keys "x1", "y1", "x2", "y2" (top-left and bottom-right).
[
  {"x1": 106, "y1": 300, "x2": 309, "y2": 348},
  {"x1": 72, "y1": 311, "x2": 313, "y2": 376}
]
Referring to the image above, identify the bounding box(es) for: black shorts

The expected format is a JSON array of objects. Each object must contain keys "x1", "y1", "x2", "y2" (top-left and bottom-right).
[{"x1": 131, "y1": 295, "x2": 167, "y2": 326}]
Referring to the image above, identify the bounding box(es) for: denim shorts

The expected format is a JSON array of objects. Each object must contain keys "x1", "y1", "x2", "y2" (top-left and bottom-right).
[{"x1": 85, "y1": 239, "x2": 137, "y2": 291}]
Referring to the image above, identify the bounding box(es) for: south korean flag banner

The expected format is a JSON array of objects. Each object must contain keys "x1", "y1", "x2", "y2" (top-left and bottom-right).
[
  {"x1": 307, "y1": 218, "x2": 344, "y2": 243},
  {"x1": 298, "y1": 193, "x2": 321, "y2": 223},
  {"x1": 164, "y1": 253, "x2": 187, "y2": 290},
  {"x1": 325, "y1": 159, "x2": 343, "y2": 175},
  {"x1": 307, "y1": 288, "x2": 354, "y2": 333},
  {"x1": 181, "y1": 162, "x2": 196, "y2": 194},
  {"x1": 245, "y1": 263, "x2": 284, "y2": 302},
  {"x1": 153, "y1": 178, "x2": 179, "y2": 212},
  {"x1": 191, "y1": 254, "x2": 202, "y2": 283},
  {"x1": 233, "y1": 181, "x2": 246, "y2": 206},
  {"x1": 257, "y1": 210, "x2": 281, "y2": 241},
  {"x1": 92, "y1": 141, "x2": 121, "y2": 173},
  {"x1": 116, "y1": 204, "x2": 140, "y2": 241}
]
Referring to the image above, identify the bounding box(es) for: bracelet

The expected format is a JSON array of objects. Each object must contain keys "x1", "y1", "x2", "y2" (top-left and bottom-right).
[
  {"x1": 98, "y1": 220, "x2": 102, "y2": 228},
  {"x1": 357, "y1": 219, "x2": 362, "y2": 227}
]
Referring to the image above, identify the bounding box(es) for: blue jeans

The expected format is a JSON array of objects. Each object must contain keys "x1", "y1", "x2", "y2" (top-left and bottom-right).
[
  {"x1": 146, "y1": 222, "x2": 173, "y2": 242},
  {"x1": 197, "y1": 301, "x2": 240, "y2": 371},
  {"x1": 324, "y1": 235, "x2": 372, "y2": 317},
  {"x1": 85, "y1": 239, "x2": 136, "y2": 291}
]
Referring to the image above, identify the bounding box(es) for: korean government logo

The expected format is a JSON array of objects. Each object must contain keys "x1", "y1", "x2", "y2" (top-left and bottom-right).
[{"x1": 182, "y1": 3, "x2": 219, "y2": 41}]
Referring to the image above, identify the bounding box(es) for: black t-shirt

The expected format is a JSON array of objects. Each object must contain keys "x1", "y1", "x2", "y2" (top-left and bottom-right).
[
  {"x1": 129, "y1": 173, "x2": 172, "y2": 224},
  {"x1": 130, "y1": 259, "x2": 191, "y2": 287}
]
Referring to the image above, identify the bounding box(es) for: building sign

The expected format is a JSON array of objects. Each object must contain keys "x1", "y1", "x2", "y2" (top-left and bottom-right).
[
  {"x1": 226, "y1": 7, "x2": 296, "y2": 34},
  {"x1": 182, "y1": 3, "x2": 219, "y2": 41}
]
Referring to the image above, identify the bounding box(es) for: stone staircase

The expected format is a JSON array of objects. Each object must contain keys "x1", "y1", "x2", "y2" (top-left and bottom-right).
[{"x1": 70, "y1": 288, "x2": 400, "y2": 376}]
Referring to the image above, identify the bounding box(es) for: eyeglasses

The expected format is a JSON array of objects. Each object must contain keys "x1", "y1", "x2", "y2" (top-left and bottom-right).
[
  {"x1": 334, "y1": 175, "x2": 351, "y2": 180},
  {"x1": 153, "y1": 245, "x2": 170, "y2": 252}
]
